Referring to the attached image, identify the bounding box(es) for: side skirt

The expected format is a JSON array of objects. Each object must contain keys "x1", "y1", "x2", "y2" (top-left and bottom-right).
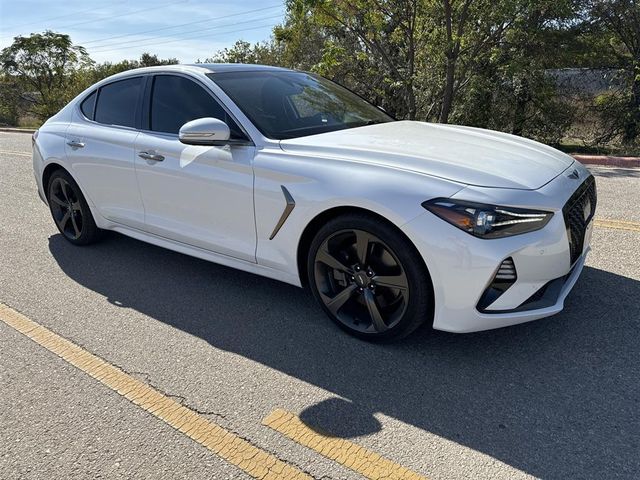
[{"x1": 109, "y1": 224, "x2": 303, "y2": 288}]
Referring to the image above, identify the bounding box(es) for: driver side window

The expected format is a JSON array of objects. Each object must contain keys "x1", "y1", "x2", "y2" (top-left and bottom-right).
[{"x1": 149, "y1": 75, "x2": 245, "y2": 139}]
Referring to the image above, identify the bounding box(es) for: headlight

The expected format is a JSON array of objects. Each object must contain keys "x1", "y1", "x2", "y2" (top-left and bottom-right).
[{"x1": 422, "y1": 198, "x2": 553, "y2": 238}]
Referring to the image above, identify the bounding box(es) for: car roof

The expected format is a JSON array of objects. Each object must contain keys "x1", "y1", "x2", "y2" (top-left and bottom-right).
[
  {"x1": 88, "y1": 63, "x2": 296, "y2": 90},
  {"x1": 186, "y1": 63, "x2": 293, "y2": 73}
]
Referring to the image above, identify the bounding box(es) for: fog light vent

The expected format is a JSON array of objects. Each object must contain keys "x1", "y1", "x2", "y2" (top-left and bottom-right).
[{"x1": 495, "y1": 258, "x2": 517, "y2": 281}]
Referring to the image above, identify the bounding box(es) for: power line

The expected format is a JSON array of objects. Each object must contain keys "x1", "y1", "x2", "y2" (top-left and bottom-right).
[
  {"x1": 0, "y1": 0, "x2": 188, "y2": 42},
  {"x1": 88, "y1": 13, "x2": 284, "y2": 52},
  {"x1": 62, "y1": 0, "x2": 189, "y2": 30},
  {"x1": 81, "y1": 4, "x2": 283, "y2": 46},
  {"x1": 2, "y1": 0, "x2": 129, "y2": 30},
  {"x1": 88, "y1": 22, "x2": 280, "y2": 55},
  {"x1": 89, "y1": 21, "x2": 280, "y2": 54}
]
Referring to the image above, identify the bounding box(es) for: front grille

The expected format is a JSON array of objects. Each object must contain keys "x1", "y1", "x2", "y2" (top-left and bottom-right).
[{"x1": 563, "y1": 175, "x2": 597, "y2": 265}]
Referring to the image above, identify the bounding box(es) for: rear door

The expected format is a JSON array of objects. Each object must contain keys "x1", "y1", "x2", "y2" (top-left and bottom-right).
[
  {"x1": 133, "y1": 73, "x2": 256, "y2": 262},
  {"x1": 65, "y1": 76, "x2": 145, "y2": 229}
]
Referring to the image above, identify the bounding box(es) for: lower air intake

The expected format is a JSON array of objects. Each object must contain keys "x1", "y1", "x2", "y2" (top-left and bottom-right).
[
  {"x1": 477, "y1": 257, "x2": 518, "y2": 312},
  {"x1": 495, "y1": 258, "x2": 516, "y2": 281}
]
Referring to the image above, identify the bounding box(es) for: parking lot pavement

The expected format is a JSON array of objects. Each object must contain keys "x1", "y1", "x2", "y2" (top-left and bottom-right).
[{"x1": 1, "y1": 131, "x2": 639, "y2": 479}]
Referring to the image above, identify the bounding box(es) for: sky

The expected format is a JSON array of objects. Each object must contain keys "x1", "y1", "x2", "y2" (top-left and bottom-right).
[{"x1": 0, "y1": 0, "x2": 286, "y2": 64}]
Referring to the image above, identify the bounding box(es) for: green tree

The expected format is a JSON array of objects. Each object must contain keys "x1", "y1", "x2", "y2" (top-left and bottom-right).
[
  {"x1": 461, "y1": 1, "x2": 583, "y2": 140},
  {"x1": 432, "y1": 0, "x2": 516, "y2": 123},
  {"x1": 295, "y1": 0, "x2": 433, "y2": 120},
  {"x1": 137, "y1": 52, "x2": 179, "y2": 67},
  {"x1": 206, "y1": 40, "x2": 283, "y2": 65},
  {"x1": 0, "y1": 74, "x2": 20, "y2": 126},
  {"x1": 588, "y1": 0, "x2": 640, "y2": 144},
  {"x1": 0, "y1": 31, "x2": 93, "y2": 121},
  {"x1": 77, "y1": 52, "x2": 179, "y2": 89}
]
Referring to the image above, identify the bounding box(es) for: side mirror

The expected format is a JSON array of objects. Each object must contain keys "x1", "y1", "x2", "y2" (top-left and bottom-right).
[{"x1": 179, "y1": 117, "x2": 230, "y2": 146}]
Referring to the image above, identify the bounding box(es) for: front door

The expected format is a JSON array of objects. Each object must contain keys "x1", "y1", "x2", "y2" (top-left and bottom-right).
[{"x1": 134, "y1": 74, "x2": 256, "y2": 262}]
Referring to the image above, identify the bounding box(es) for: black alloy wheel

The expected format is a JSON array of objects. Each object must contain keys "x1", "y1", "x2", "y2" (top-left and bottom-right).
[
  {"x1": 47, "y1": 170, "x2": 102, "y2": 245},
  {"x1": 308, "y1": 213, "x2": 432, "y2": 341}
]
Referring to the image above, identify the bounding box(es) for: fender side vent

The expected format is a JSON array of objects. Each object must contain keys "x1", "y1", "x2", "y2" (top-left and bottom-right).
[{"x1": 269, "y1": 186, "x2": 296, "y2": 240}]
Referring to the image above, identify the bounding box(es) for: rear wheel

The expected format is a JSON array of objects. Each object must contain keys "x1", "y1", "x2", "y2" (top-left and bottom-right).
[
  {"x1": 307, "y1": 213, "x2": 433, "y2": 341},
  {"x1": 47, "y1": 170, "x2": 103, "y2": 245}
]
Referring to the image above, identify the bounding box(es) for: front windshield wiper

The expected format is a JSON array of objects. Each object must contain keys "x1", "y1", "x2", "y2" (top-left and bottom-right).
[
  {"x1": 350, "y1": 119, "x2": 389, "y2": 128},
  {"x1": 277, "y1": 120, "x2": 391, "y2": 139}
]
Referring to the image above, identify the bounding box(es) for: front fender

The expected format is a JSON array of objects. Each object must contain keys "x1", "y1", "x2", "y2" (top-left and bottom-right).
[{"x1": 253, "y1": 148, "x2": 465, "y2": 282}]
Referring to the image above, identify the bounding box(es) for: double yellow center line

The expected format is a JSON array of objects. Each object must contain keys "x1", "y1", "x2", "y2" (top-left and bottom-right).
[
  {"x1": 0, "y1": 303, "x2": 428, "y2": 480},
  {"x1": 594, "y1": 218, "x2": 640, "y2": 233},
  {"x1": 264, "y1": 410, "x2": 428, "y2": 480},
  {"x1": 0, "y1": 303, "x2": 311, "y2": 479},
  {"x1": 0, "y1": 149, "x2": 31, "y2": 157}
]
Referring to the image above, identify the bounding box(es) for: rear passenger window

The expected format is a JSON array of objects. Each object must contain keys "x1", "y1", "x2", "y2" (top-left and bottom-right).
[
  {"x1": 95, "y1": 77, "x2": 142, "y2": 128},
  {"x1": 150, "y1": 75, "x2": 242, "y2": 136},
  {"x1": 80, "y1": 91, "x2": 96, "y2": 120}
]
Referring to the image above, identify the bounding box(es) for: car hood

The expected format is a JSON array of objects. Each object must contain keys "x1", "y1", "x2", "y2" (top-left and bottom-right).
[{"x1": 279, "y1": 120, "x2": 575, "y2": 190}]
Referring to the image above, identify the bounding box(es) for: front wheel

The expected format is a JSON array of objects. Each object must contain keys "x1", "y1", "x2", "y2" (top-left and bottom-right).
[{"x1": 307, "y1": 213, "x2": 433, "y2": 341}]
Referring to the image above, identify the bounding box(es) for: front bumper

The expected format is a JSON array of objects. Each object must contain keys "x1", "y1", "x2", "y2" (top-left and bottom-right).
[{"x1": 402, "y1": 162, "x2": 594, "y2": 333}]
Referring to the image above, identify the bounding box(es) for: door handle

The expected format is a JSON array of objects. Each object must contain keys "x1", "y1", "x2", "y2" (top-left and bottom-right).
[
  {"x1": 138, "y1": 151, "x2": 165, "y2": 162},
  {"x1": 66, "y1": 140, "x2": 85, "y2": 148}
]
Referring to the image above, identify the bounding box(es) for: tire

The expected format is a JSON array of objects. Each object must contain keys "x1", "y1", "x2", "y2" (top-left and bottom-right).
[
  {"x1": 307, "y1": 212, "x2": 433, "y2": 342},
  {"x1": 46, "y1": 169, "x2": 103, "y2": 246}
]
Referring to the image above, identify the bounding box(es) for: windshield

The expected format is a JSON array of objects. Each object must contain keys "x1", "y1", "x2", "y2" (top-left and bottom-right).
[{"x1": 207, "y1": 71, "x2": 394, "y2": 140}]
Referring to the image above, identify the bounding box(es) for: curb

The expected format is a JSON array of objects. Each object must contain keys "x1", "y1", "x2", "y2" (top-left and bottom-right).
[
  {"x1": 0, "y1": 127, "x2": 36, "y2": 134},
  {"x1": 573, "y1": 154, "x2": 640, "y2": 168}
]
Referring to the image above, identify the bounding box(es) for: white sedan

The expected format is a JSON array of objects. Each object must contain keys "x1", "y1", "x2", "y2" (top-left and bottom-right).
[{"x1": 32, "y1": 64, "x2": 596, "y2": 341}]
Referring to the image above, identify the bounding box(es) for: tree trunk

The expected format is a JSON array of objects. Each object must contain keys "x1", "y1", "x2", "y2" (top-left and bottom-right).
[
  {"x1": 407, "y1": 83, "x2": 416, "y2": 120},
  {"x1": 623, "y1": 62, "x2": 640, "y2": 143},
  {"x1": 512, "y1": 98, "x2": 527, "y2": 137},
  {"x1": 439, "y1": 58, "x2": 456, "y2": 123}
]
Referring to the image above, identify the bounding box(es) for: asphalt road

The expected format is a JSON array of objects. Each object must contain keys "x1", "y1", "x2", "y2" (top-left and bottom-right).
[{"x1": 1, "y1": 131, "x2": 639, "y2": 479}]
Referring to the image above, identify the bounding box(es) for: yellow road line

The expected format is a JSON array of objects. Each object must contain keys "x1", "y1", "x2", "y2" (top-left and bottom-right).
[
  {"x1": 594, "y1": 218, "x2": 640, "y2": 232},
  {"x1": 596, "y1": 218, "x2": 640, "y2": 226},
  {"x1": 263, "y1": 409, "x2": 429, "y2": 480},
  {"x1": 0, "y1": 303, "x2": 311, "y2": 480},
  {"x1": 0, "y1": 150, "x2": 31, "y2": 157}
]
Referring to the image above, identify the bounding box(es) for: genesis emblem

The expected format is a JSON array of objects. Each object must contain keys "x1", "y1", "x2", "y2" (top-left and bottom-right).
[{"x1": 567, "y1": 169, "x2": 580, "y2": 180}]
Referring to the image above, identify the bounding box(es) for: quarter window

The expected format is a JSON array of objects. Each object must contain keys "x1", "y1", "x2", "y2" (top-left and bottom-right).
[
  {"x1": 149, "y1": 75, "x2": 243, "y2": 137},
  {"x1": 80, "y1": 91, "x2": 96, "y2": 120},
  {"x1": 94, "y1": 77, "x2": 143, "y2": 128}
]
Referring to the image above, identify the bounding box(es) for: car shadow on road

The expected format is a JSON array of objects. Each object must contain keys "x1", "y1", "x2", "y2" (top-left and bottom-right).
[{"x1": 48, "y1": 232, "x2": 639, "y2": 479}]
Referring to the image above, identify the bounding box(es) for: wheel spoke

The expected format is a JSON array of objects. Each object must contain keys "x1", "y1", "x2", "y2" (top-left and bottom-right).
[
  {"x1": 50, "y1": 193, "x2": 66, "y2": 207},
  {"x1": 373, "y1": 273, "x2": 408, "y2": 291},
  {"x1": 59, "y1": 210, "x2": 71, "y2": 230},
  {"x1": 71, "y1": 201, "x2": 82, "y2": 212},
  {"x1": 354, "y1": 230, "x2": 371, "y2": 265},
  {"x1": 60, "y1": 181, "x2": 71, "y2": 203},
  {"x1": 323, "y1": 284, "x2": 357, "y2": 315},
  {"x1": 316, "y1": 247, "x2": 352, "y2": 274},
  {"x1": 363, "y1": 289, "x2": 387, "y2": 332},
  {"x1": 70, "y1": 212, "x2": 81, "y2": 237}
]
